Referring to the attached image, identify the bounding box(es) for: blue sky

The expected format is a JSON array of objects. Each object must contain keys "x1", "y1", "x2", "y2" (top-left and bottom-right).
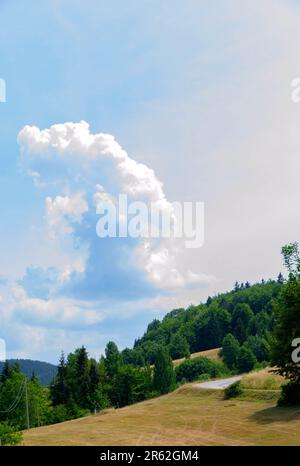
[{"x1": 1, "y1": 0, "x2": 300, "y2": 362}]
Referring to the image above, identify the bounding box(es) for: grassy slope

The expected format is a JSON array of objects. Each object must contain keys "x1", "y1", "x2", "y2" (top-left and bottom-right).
[
  {"x1": 24, "y1": 378, "x2": 300, "y2": 446},
  {"x1": 173, "y1": 347, "x2": 221, "y2": 366}
]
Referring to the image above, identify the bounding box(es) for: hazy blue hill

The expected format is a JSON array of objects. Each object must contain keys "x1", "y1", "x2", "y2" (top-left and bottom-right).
[{"x1": 0, "y1": 359, "x2": 57, "y2": 385}]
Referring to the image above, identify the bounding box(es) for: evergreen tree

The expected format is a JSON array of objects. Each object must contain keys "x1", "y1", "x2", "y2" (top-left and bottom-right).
[
  {"x1": 153, "y1": 347, "x2": 175, "y2": 394},
  {"x1": 105, "y1": 342, "x2": 121, "y2": 379},
  {"x1": 206, "y1": 296, "x2": 212, "y2": 306},
  {"x1": 50, "y1": 352, "x2": 69, "y2": 406},
  {"x1": 0, "y1": 361, "x2": 14, "y2": 383},
  {"x1": 231, "y1": 303, "x2": 254, "y2": 343},
  {"x1": 88, "y1": 360, "x2": 108, "y2": 411},
  {"x1": 74, "y1": 347, "x2": 90, "y2": 409},
  {"x1": 220, "y1": 334, "x2": 240, "y2": 370},
  {"x1": 277, "y1": 272, "x2": 284, "y2": 284}
]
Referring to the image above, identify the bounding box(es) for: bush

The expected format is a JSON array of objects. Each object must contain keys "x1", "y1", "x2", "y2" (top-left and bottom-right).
[
  {"x1": 278, "y1": 381, "x2": 300, "y2": 406},
  {"x1": 175, "y1": 356, "x2": 227, "y2": 383},
  {"x1": 48, "y1": 404, "x2": 72, "y2": 424},
  {"x1": 237, "y1": 345, "x2": 257, "y2": 373},
  {"x1": 224, "y1": 381, "x2": 243, "y2": 399},
  {"x1": 0, "y1": 422, "x2": 23, "y2": 445}
]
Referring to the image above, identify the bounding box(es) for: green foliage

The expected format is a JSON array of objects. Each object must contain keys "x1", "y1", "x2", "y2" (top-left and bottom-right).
[
  {"x1": 0, "y1": 422, "x2": 23, "y2": 445},
  {"x1": 88, "y1": 359, "x2": 109, "y2": 411},
  {"x1": 105, "y1": 341, "x2": 121, "y2": 378},
  {"x1": 278, "y1": 381, "x2": 300, "y2": 406},
  {"x1": 271, "y1": 242, "x2": 300, "y2": 406},
  {"x1": 271, "y1": 243, "x2": 300, "y2": 385},
  {"x1": 175, "y1": 356, "x2": 228, "y2": 382},
  {"x1": 153, "y1": 347, "x2": 176, "y2": 395},
  {"x1": 231, "y1": 303, "x2": 254, "y2": 344},
  {"x1": 220, "y1": 334, "x2": 240, "y2": 370},
  {"x1": 194, "y1": 305, "x2": 231, "y2": 351},
  {"x1": 47, "y1": 404, "x2": 70, "y2": 424},
  {"x1": 246, "y1": 335, "x2": 270, "y2": 363},
  {"x1": 281, "y1": 242, "x2": 300, "y2": 277},
  {"x1": 50, "y1": 346, "x2": 109, "y2": 416},
  {"x1": 50, "y1": 352, "x2": 69, "y2": 406},
  {"x1": 169, "y1": 332, "x2": 190, "y2": 359},
  {"x1": 0, "y1": 364, "x2": 51, "y2": 429},
  {"x1": 0, "y1": 359, "x2": 57, "y2": 386},
  {"x1": 237, "y1": 345, "x2": 257, "y2": 373},
  {"x1": 224, "y1": 381, "x2": 243, "y2": 399},
  {"x1": 121, "y1": 348, "x2": 145, "y2": 366},
  {"x1": 113, "y1": 365, "x2": 153, "y2": 407},
  {"x1": 271, "y1": 276, "x2": 300, "y2": 382},
  {"x1": 134, "y1": 280, "x2": 282, "y2": 363},
  {"x1": 74, "y1": 346, "x2": 90, "y2": 409}
]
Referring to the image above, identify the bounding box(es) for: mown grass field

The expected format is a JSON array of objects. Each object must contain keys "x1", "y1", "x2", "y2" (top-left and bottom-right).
[{"x1": 23, "y1": 369, "x2": 300, "y2": 446}]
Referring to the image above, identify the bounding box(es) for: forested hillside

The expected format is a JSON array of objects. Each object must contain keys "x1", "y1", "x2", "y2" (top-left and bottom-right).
[
  {"x1": 0, "y1": 360, "x2": 57, "y2": 385},
  {"x1": 122, "y1": 277, "x2": 284, "y2": 369}
]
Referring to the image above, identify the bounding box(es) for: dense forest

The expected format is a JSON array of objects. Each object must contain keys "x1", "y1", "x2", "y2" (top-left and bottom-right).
[{"x1": 127, "y1": 277, "x2": 284, "y2": 370}]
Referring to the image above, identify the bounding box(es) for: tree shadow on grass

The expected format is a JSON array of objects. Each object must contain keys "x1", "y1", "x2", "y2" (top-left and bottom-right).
[{"x1": 249, "y1": 405, "x2": 300, "y2": 424}]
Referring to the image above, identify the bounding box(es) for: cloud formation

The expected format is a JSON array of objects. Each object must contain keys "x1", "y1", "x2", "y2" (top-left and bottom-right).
[{"x1": 18, "y1": 120, "x2": 207, "y2": 295}]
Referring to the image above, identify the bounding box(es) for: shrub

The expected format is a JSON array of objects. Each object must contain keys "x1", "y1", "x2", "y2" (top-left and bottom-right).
[
  {"x1": 175, "y1": 356, "x2": 227, "y2": 383},
  {"x1": 278, "y1": 381, "x2": 300, "y2": 406},
  {"x1": 237, "y1": 345, "x2": 257, "y2": 373},
  {"x1": 48, "y1": 404, "x2": 72, "y2": 424},
  {"x1": 224, "y1": 381, "x2": 243, "y2": 399},
  {"x1": 0, "y1": 422, "x2": 23, "y2": 445}
]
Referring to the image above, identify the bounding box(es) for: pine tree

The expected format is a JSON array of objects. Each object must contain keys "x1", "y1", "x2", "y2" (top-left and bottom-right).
[
  {"x1": 0, "y1": 361, "x2": 13, "y2": 383},
  {"x1": 74, "y1": 347, "x2": 90, "y2": 409},
  {"x1": 277, "y1": 272, "x2": 284, "y2": 284},
  {"x1": 50, "y1": 352, "x2": 69, "y2": 406},
  {"x1": 87, "y1": 359, "x2": 108, "y2": 411},
  {"x1": 234, "y1": 281, "x2": 240, "y2": 292}
]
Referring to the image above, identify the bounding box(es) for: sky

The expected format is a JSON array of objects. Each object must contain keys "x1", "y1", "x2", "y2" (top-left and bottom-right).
[{"x1": 0, "y1": 0, "x2": 300, "y2": 363}]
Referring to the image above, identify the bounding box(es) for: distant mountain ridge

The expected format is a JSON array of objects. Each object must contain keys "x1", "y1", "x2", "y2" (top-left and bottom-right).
[{"x1": 0, "y1": 359, "x2": 57, "y2": 385}]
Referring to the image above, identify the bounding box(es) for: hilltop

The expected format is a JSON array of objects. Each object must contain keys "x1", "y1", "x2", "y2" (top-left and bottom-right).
[{"x1": 0, "y1": 359, "x2": 57, "y2": 385}]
